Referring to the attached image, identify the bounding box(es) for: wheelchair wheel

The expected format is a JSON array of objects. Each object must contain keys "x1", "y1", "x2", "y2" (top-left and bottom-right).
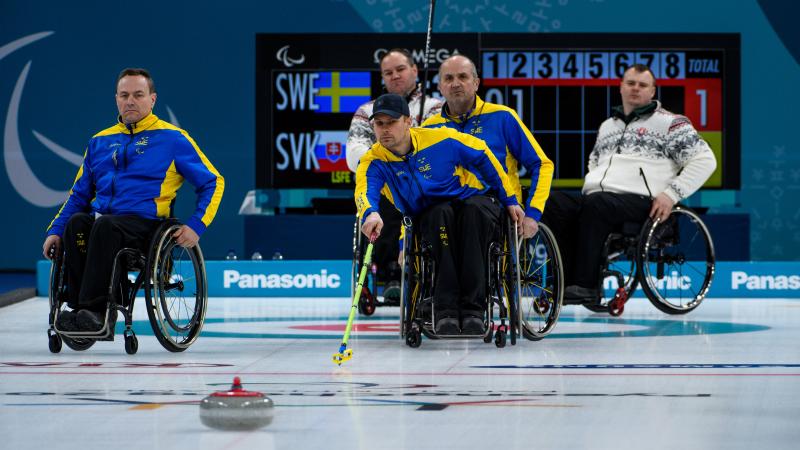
[
  {"x1": 492, "y1": 228, "x2": 516, "y2": 345},
  {"x1": 357, "y1": 287, "x2": 376, "y2": 315},
  {"x1": 48, "y1": 250, "x2": 68, "y2": 325},
  {"x1": 517, "y1": 223, "x2": 563, "y2": 340},
  {"x1": 637, "y1": 206, "x2": 715, "y2": 315},
  {"x1": 48, "y1": 333, "x2": 62, "y2": 353},
  {"x1": 494, "y1": 328, "x2": 507, "y2": 348},
  {"x1": 48, "y1": 250, "x2": 96, "y2": 351},
  {"x1": 124, "y1": 332, "x2": 138, "y2": 355},
  {"x1": 352, "y1": 218, "x2": 378, "y2": 316},
  {"x1": 63, "y1": 336, "x2": 95, "y2": 351},
  {"x1": 145, "y1": 221, "x2": 207, "y2": 352},
  {"x1": 405, "y1": 325, "x2": 422, "y2": 348},
  {"x1": 399, "y1": 219, "x2": 435, "y2": 340}
]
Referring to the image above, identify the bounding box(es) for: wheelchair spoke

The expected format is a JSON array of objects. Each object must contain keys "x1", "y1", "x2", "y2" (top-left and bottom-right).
[
  {"x1": 517, "y1": 225, "x2": 563, "y2": 340},
  {"x1": 638, "y1": 207, "x2": 714, "y2": 314},
  {"x1": 142, "y1": 222, "x2": 207, "y2": 352}
]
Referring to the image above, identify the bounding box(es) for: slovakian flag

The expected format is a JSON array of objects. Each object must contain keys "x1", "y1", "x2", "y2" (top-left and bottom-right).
[
  {"x1": 314, "y1": 72, "x2": 371, "y2": 113},
  {"x1": 313, "y1": 131, "x2": 349, "y2": 172}
]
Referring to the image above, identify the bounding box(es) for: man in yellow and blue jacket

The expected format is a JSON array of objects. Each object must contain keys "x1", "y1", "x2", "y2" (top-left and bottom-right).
[
  {"x1": 42, "y1": 68, "x2": 224, "y2": 331},
  {"x1": 356, "y1": 93, "x2": 524, "y2": 336},
  {"x1": 422, "y1": 55, "x2": 553, "y2": 239}
]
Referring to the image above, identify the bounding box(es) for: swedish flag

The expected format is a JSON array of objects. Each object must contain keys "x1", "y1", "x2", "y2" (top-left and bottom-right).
[{"x1": 315, "y1": 72, "x2": 371, "y2": 113}]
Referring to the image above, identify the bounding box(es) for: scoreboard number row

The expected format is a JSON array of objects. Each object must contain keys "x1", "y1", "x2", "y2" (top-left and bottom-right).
[
  {"x1": 485, "y1": 87, "x2": 712, "y2": 129},
  {"x1": 482, "y1": 51, "x2": 686, "y2": 80}
]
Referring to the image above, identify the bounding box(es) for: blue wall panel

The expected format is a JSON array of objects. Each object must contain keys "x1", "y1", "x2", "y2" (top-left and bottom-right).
[{"x1": 4, "y1": 0, "x2": 800, "y2": 269}]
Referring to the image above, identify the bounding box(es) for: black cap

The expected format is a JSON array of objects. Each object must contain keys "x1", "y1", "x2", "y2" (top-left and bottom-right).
[{"x1": 369, "y1": 93, "x2": 410, "y2": 120}]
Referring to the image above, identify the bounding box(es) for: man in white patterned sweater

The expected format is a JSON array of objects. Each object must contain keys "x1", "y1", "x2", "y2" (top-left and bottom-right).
[
  {"x1": 346, "y1": 48, "x2": 443, "y2": 300},
  {"x1": 542, "y1": 64, "x2": 717, "y2": 301}
]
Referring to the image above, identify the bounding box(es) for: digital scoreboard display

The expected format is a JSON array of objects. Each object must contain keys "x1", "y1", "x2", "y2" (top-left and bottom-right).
[{"x1": 256, "y1": 33, "x2": 739, "y2": 190}]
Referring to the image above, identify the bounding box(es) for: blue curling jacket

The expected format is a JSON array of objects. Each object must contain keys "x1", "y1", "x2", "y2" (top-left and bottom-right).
[
  {"x1": 423, "y1": 96, "x2": 553, "y2": 221},
  {"x1": 46, "y1": 113, "x2": 224, "y2": 237},
  {"x1": 355, "y1": 127, "x2": 517, "y2": 222}
]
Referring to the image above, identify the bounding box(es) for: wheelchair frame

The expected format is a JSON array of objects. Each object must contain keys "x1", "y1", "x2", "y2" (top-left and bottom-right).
[
  {"x1": 579, "y1": 205, "x2": 715, "y2": 316},
  {"x1": 47, "y1": 219, "x2": 208, "y2": 354},
  {"x1": 398, "y1": 213, "x2": 564, "y2": 348}
]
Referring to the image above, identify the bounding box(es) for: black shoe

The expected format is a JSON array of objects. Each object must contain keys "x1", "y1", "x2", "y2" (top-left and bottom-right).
[
  {"x1": 564, "y1": 285, "x2": 599, "y2": 300},
  {"x1": 383, "y1": 281, "x2": 401, "y2": 302},
  {"x1": 435, "y1": 317, "x2": 460, "y2": 335},
  {"x1": 76, "y1": 309, "x2": 114, "y2": 332},
  {"x1": 461, "y1": 316, "x2": 485, "y2": 335},
  {"x1": 55, "y1": 309, "x2": 79, "y2": 331}
]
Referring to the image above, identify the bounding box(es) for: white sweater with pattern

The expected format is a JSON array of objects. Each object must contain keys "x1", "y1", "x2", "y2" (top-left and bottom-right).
[{"x1": 583, "y1": 101, "x2": 717, "y2": 202}]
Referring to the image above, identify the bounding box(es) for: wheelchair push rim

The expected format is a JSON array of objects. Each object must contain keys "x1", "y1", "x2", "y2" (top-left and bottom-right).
[
  {"x1": 637, "y1": 206, "x2": 715, "y2": 314},
  {"x1": 145, "y1": 223, "x2": 208, "y2": 351},
  {"x1": 517, "y1": 223, "x2": 563, "y2": 340}
]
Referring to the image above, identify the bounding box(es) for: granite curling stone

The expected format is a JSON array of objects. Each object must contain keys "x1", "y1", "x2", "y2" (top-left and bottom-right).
[{"x1": 199, "y1": 376, "x2": 274, "y2": 430}]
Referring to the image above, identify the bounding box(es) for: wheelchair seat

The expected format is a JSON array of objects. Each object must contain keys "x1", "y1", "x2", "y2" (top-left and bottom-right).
[{"x1": 47, "y1": 218, "x2": 208, "y2": 355}]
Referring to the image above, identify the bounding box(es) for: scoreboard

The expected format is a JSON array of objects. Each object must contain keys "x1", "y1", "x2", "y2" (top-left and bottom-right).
[{"x1": 256, "y1": 33, "x2": 740, "y2": 191}]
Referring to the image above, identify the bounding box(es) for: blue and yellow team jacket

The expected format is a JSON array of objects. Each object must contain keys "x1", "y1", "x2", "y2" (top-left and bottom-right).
[
  {"x1": 355, "y1": 127, "x2": 517, "y2": 222},
  {"x1": 422, "y1": 96, "x2": 553, "y2": 221},
  {"x1": 47, "y1": 113, "x2": 224, "y2": 237}
]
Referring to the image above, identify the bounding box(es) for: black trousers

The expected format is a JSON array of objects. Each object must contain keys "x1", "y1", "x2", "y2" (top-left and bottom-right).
[
  {"x1": 541, "y1": 191, "x2": 651, "y2": 288},
  {"x1": 372, "y1": 195, "x2": 402, "y2": 283},
  {"x1": 62, "y1": 213, "x2": 159, "y2": 311},
  {"x1": 418, "y1": 195, "x2": 502, "y2": 320}
]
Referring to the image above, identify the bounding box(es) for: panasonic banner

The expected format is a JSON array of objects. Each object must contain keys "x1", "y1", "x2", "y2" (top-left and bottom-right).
[
  {"x1": 213, "y1": 260, "x2": 349, "y2": 297},
  {"x1": 37, "y1": 260, "x2": 799, "y2": 299},
  {"x1": 601, "y1": 261, "x2": 800, "y2": 299},
  {"x1": 37, "y1": 260, "x2": 352, "y2": 298}
]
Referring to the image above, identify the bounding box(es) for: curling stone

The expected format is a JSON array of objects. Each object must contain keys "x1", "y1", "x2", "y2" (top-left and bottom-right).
[{"x1": 199, "y1": 376, "x2": 274, "y2": 430}]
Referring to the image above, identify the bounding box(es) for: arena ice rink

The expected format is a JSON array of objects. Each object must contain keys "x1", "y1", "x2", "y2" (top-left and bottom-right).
[{"x1": 1, "y1": 294, "x2": 798, "y2": 450}]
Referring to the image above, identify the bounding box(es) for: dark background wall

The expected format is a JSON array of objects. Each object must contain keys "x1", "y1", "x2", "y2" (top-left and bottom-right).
[{"x1": 1, "y1": 0, "x2": 798, "y2": 269}]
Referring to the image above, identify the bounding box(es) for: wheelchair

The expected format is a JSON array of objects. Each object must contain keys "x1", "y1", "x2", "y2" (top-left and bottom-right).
[
  {"x1": 351, "y1": 216, "x2": 400, "y2": 316},
  {"x1": 576, "y1": 205, "x2": 715, "y2": 316},
  {"x1": 398, "y1": 213, "x2": 564, "y2": 348},
  {"x1": 47, "y1": 219, "x2": 208, "y2": 354}
]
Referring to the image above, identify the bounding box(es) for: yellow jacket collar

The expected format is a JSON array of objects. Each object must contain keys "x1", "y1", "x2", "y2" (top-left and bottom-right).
[
  {"x1": 115, "y1": 113, "x2": 159, "y2": 134},
  {"x1": 444, "y1": 95, "x2": 485, "y2": 123}
]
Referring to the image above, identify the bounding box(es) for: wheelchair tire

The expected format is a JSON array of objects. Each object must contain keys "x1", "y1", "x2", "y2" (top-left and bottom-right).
[
  {"x1": 357, "y1": 287, "x2": 376, "y2": 316},
  {"x1": 518, "y1": 223, "x2": 563, "y2": 341},
  {"x1": 63, "y1": 336, "x2": 95, "y2": 351},
  {"x1": 48, "y1": 333, "x2": 62, "y2": 353},
  {"x1": 352, "y1": 218, "x2": 379, "y2": 317},
  {"x1": 406, "y1": 327, "x2": 422, "y2": 348},
  {"x1": 144, "y1": 221, "x2": 208, "y2": 352},
  {"x1": 494, "y1": 329, "x2": 506, "y2": 348},
  {"x1": 637, "y1": 206, "x2": 715, "y2": 315},
  {"x1": 125, "y1": 334, "x2": 138, "y2": 355}
]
